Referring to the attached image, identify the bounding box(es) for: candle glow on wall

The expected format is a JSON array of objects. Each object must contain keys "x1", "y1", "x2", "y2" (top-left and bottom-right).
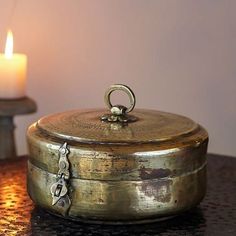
[{"x1": 0, "y1": 30, "x2": 27, "y2": 99}]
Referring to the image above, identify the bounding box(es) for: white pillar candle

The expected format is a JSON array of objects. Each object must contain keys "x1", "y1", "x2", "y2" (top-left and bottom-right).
[{"x1": 0, "y1": 30, "x2": 27, "y2": 99}]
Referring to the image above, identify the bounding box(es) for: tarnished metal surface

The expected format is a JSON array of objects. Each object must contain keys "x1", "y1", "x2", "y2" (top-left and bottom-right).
[
  {"x1": 2, "y1": 154, "x2": 236, "y2": 235},
  {"x1": 27, "y1": 120, "x2": 208, "y2": 181},
  {"x1": 27, "y1": 85, "x2": 208, "y2": 222},
  {"x1": 27, "y1": 109, "x2": 208, "y2": 222},
  {"x1": 28, "y1": 161, "x2": 206, "y2": 222},
  {"x1": 35, "y1": 109, "x2": 203, "y2": 144}
]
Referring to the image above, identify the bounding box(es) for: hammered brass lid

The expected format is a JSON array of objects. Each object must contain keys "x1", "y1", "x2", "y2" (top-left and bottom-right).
[
  {"x1": 37, "y1": 109, "x2": 201, "y2": 144},
  {"x1": 36, "y1": 85, "x2": 206, "y2": 145}
]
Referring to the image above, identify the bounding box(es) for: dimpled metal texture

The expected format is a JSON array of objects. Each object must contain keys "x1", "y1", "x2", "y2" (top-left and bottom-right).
[
  {"x1": 36, "y1": 109, "x2": 199, "y2": 144},
  {"x1": 0, "y1": 154, "x2": 235, "y2": 236}
]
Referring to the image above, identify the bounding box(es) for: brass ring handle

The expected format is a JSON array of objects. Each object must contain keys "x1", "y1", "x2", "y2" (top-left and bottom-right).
[{"x1": 104, "y1": 84, "x2": 136, "y2": 113}]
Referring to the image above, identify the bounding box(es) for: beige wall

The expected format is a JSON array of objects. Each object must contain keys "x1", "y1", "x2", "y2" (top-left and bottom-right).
[{"x1": 0, "y1": 0, "x2": 235, "y2": 156}]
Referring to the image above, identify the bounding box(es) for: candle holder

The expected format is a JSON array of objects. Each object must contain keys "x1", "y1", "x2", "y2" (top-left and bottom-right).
[{"x1": 0, "y1": 97, "x2": 37, "y2": 160}]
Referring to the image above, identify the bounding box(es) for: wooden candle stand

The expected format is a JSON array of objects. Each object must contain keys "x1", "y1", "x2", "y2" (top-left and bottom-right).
[{"x1": 0, "y1": 97, "x2": 37, "y2": 160}]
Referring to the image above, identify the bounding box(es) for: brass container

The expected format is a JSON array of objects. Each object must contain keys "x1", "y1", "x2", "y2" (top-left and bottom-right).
[{"x1": 27, "y1": 84, "x2": 208, "y2": 224}]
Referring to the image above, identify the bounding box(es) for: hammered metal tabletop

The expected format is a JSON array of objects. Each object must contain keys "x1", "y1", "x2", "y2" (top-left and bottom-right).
[{"x1": 0, "y1": 154, "x2": 235, "y2": 236}]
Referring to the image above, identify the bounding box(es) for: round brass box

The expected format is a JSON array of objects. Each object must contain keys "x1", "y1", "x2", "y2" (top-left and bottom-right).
[{"x1": 27, "y1": 85, "x2": 208, "y2": 224}]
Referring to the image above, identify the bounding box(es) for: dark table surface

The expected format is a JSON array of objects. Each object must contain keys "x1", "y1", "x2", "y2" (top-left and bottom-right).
[{"x1": 0, "y1": 154, "x2": 235, "y2": 236}]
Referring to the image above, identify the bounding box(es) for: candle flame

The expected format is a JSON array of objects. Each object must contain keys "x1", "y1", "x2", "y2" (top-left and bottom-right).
[{"x1": 5, "y1": 30, "x2": 13, "y2": 59}]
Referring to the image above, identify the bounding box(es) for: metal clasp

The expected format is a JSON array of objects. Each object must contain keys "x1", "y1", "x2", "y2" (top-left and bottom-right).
[{"x1": 50, "y1": 142, "x2": 71, "y2": 214}]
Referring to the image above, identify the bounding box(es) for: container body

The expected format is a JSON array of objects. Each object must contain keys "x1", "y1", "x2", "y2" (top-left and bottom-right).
[{"x1": 27, "y1": 117, "x2": 208, "y2": 223}]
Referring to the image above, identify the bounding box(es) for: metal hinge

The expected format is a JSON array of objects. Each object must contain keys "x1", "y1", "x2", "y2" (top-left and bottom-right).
[{"x1": 50, "y1": 142, "x2": 71, "y2": 215}]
